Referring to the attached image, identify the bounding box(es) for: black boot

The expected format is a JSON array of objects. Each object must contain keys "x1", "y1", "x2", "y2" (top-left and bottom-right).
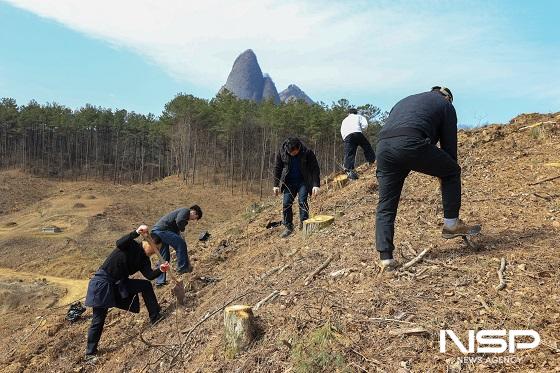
[{"x1": 345, "y1": 169, "x2": 359, "y2": 180}]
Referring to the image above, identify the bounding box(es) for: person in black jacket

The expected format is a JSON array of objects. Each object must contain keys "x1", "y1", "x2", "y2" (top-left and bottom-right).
[
  {"x1": 273, "y1": 137, "x2": 320, "y2": 237},
  {"x1": 375, "y1": 87, "x2": 481, "y2": 270},
  {"x1": 84, "y1": 224, "x2": 169, "y2": 359},
  {"x1": 151, "y1": 205, "x2": 202, "y2": 285}
]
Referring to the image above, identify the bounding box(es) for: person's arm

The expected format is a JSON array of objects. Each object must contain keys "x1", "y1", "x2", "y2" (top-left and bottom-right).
[
  {"x1": 116, "y1": 230, "x2": 140, "y2": 251},
  {"x1": 360, "y1": 115, "x2": 369, "y2": 131},
  {"x1": 439, "y1": 104, "x2": 458, "y2": 161},
  {"x1": 175, "y1": 208, "x2": 190, "y2": 232},
  {"x1": 273, "y1": 151, "x2": 283, "y2": 188},
  {"x1": 140, "y1": 259, "x2": 162, "y2": 281}
]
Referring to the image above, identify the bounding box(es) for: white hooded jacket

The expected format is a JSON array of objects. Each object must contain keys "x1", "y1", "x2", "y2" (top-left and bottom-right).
[{"x1": 340, "y1": 113, "x2": 369, "y2": 140}]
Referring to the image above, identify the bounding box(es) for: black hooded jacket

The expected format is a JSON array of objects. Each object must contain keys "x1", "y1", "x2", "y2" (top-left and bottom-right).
[
  {"x1": 378, "y1": 91, "x2": 458, "y2": 160},
  {"x1": 273, "y1": 138, "x2": 320, "y2": 191}
]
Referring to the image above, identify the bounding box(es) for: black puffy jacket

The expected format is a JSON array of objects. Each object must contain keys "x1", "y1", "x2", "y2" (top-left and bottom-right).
[{"x1": 273, "y1": 138, "x2": 320, "y2": 191}]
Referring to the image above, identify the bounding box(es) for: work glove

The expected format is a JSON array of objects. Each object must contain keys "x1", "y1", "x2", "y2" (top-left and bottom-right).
[
  {"x1": 159, "y1": 262, "x2": 170, "y2": 273},
  {"x1": 136, "y1": 224, "x2": 149, "y2": 236},
  {"x1": 312, "y1": 187, "x2": 320, "y2": 196},
  {"x1": 273, "y1": 187, "x2": 280, "y2": 196}
]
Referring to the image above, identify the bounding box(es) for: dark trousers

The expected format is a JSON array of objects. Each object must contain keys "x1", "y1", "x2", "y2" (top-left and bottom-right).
[
  {"x1": 375, "y1": 137, "x2": 461, "y2": 259},
  {"x1": 343, "y1": 132, "x2": 376, "y2": 170},
  {"x1": 282, "y1": 182, "x2": 309, "y2": 229},
  {"x1": 86, "y1": 279, "x2": 160, "y2": 355}
]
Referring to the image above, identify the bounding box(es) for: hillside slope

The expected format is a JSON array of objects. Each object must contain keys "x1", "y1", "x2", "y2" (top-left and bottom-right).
[{"x1": 2, "y1": 113, "x2": 560, "y2": 372}]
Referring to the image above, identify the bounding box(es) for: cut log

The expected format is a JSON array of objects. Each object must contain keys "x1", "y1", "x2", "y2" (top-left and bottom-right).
[
  {"x1": 224, "y1": 305, "x2": 255, "y2": 355},
  {"x1": 333, "y1": 174, "x2": 348, "y2": 189},
  {"x1": 302, "y1": 215, "x2": 334, "y2": 236},
  {"x1": 544, "y1": 162, "x2": 560, "y2": 168}
]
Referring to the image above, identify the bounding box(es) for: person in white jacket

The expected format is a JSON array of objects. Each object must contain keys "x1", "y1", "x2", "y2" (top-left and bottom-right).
[{"x1": 340, "y1": 108, "x2": 376, "y2": 179}]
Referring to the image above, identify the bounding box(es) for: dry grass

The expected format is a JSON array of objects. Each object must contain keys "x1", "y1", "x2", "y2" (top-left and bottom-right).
[{"x1": 1, "y1": 113, "x2": 560, "y2": 372}]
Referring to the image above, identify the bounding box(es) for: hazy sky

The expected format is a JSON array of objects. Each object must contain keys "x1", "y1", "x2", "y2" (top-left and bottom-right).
[{"x1": 1, "y1": 0, "x2": 559, "y2": 125}]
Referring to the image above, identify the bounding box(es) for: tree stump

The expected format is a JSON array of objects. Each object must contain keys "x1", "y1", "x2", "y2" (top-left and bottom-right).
[
  {"x1": 302, "y1": 215, "x2": 334, "y2": 236},
  {"x1": 224, "y1": 305, "x2": 255, "y2": 356},
  {"x1": 333, "y1": 174, "x2": 348, "y2": 189}
]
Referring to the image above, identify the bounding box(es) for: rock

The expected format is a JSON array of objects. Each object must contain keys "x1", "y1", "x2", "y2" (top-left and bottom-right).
[
  {"x1": 220, "y1": 49, "x2": 282, "y2": 105},
  {"x1": 222, "y1": 49, "x2": 264, "y2": 102},
  {"x1": 447, "y1": 357, "x2": 463, "y2": 373},
  {"x1": 279, "y1": 84, "x2": 314, "y2": 104},
  {"x1": 329, "y1": 269, "x2": 348, "y2": 278},
  {"x1": 262, "y1": 75, "x2": 280, "y2": 104}
]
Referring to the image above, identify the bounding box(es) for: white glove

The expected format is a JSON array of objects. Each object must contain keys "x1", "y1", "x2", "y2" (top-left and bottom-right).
[
  {"x1": 312, "y1": 187, "x2": 320, "y2": 196},
  {"x1": 136, "y1": 224, "x2": 149, "y2": 236},
  {"x1": 273, "y1": 187, "x2": 280, "y2": 196}
]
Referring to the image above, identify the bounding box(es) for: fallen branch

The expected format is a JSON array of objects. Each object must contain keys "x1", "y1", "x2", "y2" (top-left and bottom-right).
[
  {"x1": 495, "y1": 257, "x2": 507, "y2": 291},
  {"x1": 476, "y1": 295, "x2": 492, "y2": 313},
  {"x1": 529, "y1": 175, "x2": 560, "y2": 186},
  {"x1": 388, "y1": 326, "x2": 429, "y2": 336},
  {"x1": 349, "y1": 348, "x2": 384, "y2": 366},
  {"x1": 532, "y1": 192, "x2": 551, "y2": 201},
  {"x1": 258, "y1": 265, "x2": 282, "y2": 280},
  {"x1": 368, "y1": 317, "x2": 418, "y2": 325},
  {"x1": 519, "y1": 121, "x2": 556, "y2": 131},
  {"x1": 348, "y1": 362, "x2": 368, "y2": 373},
  {"x1": 304, "y1": 254, "x2": 335, "y2": 285},
  {"x1": 253, "y1": 290, "x2": 280, "y2": 311},
  {"x1": 401, "y1": 248, "x2": 431, "y2": 270},
  {"x1": 424, "y1": 259, "x2": 463, "y2": 271}
]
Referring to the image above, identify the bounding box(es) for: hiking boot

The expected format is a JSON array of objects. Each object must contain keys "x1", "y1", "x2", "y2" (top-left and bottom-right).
[
  {"x1": 442, "y1": 219, "x2": 482, "y2": 239},
  {"x1": 150, "y1": 312, "x2": 165, "y2": 325},
  {"x1": 280, "y1": 227, "x2": 293, "y2": 238},
  {"x1": 346, "y1": 169, "x2": 359, "y2": 180},
  {"x1": 379, "y1": 259, "x2": 398, "y2": 272}
]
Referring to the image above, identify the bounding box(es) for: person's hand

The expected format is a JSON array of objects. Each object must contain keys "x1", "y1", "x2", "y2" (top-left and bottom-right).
[
  {"x1": 159, "y1": 262, "x2": 170, "y2": 273},
  {"x1": 312, "y1": 187, "x2": 320, "y2": 196},
  {"x1": 273, "y1": 187, "x2": 280, "y2": 196},
  {"x1": 136, "y1": 224, "x2": 149, "y2": 236}
]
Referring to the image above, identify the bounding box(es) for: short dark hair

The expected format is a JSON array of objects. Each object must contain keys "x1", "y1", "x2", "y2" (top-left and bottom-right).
[
  {"x1": 348, "y1": 108, "x2": 358, "y2": 115},
  {"x1": 190, "y1": 205, "x2": 203, "y2": 219},
  {"x1": 286, "y1": 138, "x2": 301, "y2": 152},
  {"x1": 150, "y1": 232, "x2": 162, "y2": 245},
  {"x1": 431, "y1": 86, "x2": 453, "y2": 103}
]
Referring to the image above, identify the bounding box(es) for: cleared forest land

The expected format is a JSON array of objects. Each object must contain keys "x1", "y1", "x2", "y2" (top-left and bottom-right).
[{"x1": 1, "y1": 113, "x2": 559, "y2": 372}]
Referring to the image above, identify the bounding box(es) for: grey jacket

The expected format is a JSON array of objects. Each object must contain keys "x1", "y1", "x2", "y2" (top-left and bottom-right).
[{"x1": 153, "y1": 208, "x2": 190, "y2": 233}]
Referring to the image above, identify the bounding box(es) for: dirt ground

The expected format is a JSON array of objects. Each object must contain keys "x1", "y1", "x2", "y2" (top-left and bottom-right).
[{"x1": 0, "y1": 113, "x2": 559, "y2": 372}]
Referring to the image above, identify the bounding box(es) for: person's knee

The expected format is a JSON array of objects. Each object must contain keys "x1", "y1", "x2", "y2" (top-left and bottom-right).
[
  {"x1": 130, "y1": 279, "x2": 151, "y2": 291},
  {"x1": 441, "y1": 163, "x2": 461, "y2": 180}
]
